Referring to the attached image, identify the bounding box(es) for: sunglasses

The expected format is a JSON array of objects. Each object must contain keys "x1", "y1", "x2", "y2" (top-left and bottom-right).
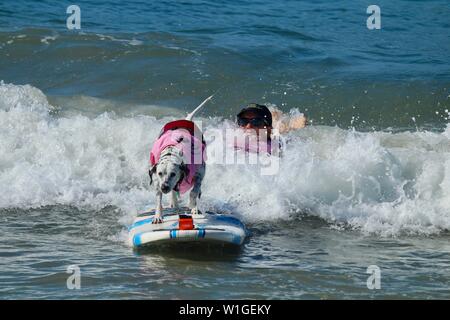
[{"x1": 237, "y1": 117, "x2": 269, "y2": 128}]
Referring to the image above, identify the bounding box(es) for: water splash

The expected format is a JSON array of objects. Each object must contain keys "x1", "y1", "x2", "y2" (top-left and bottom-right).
[{"x1": 1, "y1": 82, "x2": 449, "y2": 236}]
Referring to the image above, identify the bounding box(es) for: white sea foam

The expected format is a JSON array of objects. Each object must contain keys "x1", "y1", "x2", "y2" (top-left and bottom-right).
[
  {"x1": 96, "y1": 34, "x2": 143, "y2": 46},
  {"x1": 41, "y1": 35, "x2": 58, "y2": 44},
  {"x1": 1, "y1": 82, "x2": 449, "y2": 236}
]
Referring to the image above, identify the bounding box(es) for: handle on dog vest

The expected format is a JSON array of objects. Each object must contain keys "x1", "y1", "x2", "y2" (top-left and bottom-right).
[{"x1": 158, "y1": 120, "x2": 206, "y2": 145}]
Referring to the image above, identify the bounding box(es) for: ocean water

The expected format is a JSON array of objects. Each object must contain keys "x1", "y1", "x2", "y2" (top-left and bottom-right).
[{"x1": 0, "y1": 0, "x2": 450, "y2": 299}]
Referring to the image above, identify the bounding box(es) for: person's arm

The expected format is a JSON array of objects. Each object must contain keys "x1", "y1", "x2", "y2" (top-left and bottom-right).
[
  {"x1": 270, "y1": 107, "x2": 308, "y2": 134},
  {"x1": 288, "y1": 114, "x2": 308, "y2": 130}
]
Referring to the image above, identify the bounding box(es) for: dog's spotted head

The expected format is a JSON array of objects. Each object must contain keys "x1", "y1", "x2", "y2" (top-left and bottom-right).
[{"x1": 149, "y1": 148, "x2": 188, "y2": 194}]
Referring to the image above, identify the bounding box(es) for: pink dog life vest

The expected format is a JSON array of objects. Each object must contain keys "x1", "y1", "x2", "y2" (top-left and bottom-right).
[{"x1": 150, "y1": 120, "x2": 206, "y2": 194}]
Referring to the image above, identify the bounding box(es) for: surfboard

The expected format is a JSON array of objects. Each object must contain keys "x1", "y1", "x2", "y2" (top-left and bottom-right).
[{"x1": 128, "y1": 207, "x2": 247, "y2": 248}]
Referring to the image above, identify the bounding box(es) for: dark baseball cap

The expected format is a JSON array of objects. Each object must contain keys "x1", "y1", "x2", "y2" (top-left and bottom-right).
[{"x1": 237, "y1": 103, "x2": 272, "y2": 127}]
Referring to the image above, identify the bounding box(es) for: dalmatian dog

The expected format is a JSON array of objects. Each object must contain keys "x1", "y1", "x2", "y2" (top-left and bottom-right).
[{"x1": 149, "y1": 96, "x2": 212, "y2": 224}]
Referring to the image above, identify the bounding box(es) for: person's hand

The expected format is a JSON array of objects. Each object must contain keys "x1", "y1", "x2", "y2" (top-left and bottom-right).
[
  {"x1": 270, "y1": 107, "x2": 308, "y2": 133},
  {"x1": 289, "y1": 115, "x2": 308, "y2": 129}
]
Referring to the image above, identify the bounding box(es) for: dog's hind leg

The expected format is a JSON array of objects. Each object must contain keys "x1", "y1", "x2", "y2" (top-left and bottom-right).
[
  {"x1": 153, "y1": 191, "x2": 163, "y2": 224},
  {"x1": 189, "y1": 186, "x2": 201, "y2": 216},
  {"x1": 189, "y1": 170, "x2": 204, "y2": 216}
]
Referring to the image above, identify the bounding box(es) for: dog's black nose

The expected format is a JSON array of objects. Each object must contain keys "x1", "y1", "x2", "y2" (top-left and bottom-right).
[{"x1": 161, "y1": 184, "x2": 170, "y2": 193}]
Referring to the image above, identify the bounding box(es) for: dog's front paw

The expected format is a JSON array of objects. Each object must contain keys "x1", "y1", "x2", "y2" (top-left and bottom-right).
[
  {"x1": 152, "y1": 214, "x2": 163, "y2": 224},
  {"x1": 190, "y1": 207, "x2": 202, "y2": 216}
]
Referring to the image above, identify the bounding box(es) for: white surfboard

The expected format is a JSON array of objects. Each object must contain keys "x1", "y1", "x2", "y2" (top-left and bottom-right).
[{"x1": 128, "y1": 207, "x2": 247, "y2": 248}]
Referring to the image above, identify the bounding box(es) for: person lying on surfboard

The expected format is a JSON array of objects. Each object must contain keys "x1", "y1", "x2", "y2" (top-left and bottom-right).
[{"x1": 233, "y1": 103, "x2": 308, "y2": 154}]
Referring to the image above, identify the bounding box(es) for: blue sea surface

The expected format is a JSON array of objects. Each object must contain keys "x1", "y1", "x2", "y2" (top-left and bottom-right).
[{"x1": 0, "y1": 0, "x2": 449, "y2": 128}]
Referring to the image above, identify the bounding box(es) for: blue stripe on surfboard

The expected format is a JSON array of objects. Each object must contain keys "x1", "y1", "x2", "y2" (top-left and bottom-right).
[
  {"x1": 133, "y1": 233, "x2": 143, "y2": 246},
  {"x1": 232, "y1": 234, "x2": 243, "y2": 245},
  {"x1": 128, "y1": 218, "x2": 153, "y2": 231},
  {"x1": 198, "y1": 229, "x2": 205, "y2": 238}
]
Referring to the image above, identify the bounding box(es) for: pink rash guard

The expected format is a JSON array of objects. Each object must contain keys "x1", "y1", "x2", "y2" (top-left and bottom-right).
[{"x1": 232, "y1": 132, "x2": 273, "y2": 154}]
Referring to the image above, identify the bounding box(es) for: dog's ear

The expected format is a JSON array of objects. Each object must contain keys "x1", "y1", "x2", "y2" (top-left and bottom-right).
[
  {"x1": 178, "y1": 164, "x2": 189, "y2": 181},
  {"x1": 149, "y1": 165, "x2": 157, "y2": 185}
]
